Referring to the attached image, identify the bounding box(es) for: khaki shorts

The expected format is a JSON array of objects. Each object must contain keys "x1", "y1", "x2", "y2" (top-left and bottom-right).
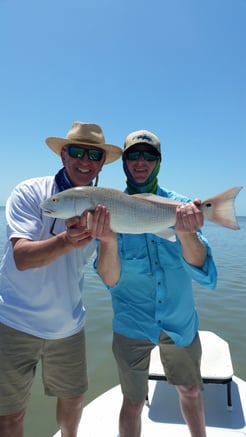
[
  {"x1": 112, "y1": 331, "x2": 202, "y2": 402},
  {"x1": 0, "y1": 323, "x2": 88, "y2": 415}
]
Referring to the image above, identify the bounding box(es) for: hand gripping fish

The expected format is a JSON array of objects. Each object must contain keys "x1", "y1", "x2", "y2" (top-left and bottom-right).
[{"x1": 40, "y1": 186, "x2": 243, "y2": 239}]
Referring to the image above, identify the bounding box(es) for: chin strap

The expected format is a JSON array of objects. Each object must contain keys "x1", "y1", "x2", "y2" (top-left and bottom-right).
[{"x1": 94, "y1": 175, "x2": 99, "y2": 186}]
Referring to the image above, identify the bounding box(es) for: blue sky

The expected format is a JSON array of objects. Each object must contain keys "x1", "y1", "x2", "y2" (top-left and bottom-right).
[{"x1": 0, "y1": 0, "x2": 245, "y2": 217}]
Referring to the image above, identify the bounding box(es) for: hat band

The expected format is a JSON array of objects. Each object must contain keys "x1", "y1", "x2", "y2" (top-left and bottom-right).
[{"x1": 67, "y1": 135, "x2": 104, "y2": 145}]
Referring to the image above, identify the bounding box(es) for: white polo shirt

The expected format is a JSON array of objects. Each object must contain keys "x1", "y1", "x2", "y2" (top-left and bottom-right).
[{"x1": 0, "y1": 176, "x2": 96, "y2": 339}]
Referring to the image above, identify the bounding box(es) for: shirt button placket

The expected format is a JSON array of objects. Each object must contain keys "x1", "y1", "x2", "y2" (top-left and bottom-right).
[
  {"x1": 149, "y1": 237, "x2": 164, "y2": 326},
  {"x1": 156, "y1": 271, "x2": 163, "y2": 325}
]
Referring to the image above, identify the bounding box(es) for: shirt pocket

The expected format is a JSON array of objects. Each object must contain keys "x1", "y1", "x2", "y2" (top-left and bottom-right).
[
  {"x1": 118, "y1": 234, "x2": 152, "y2": 274},
  {"x1": 156, "y1": 238, "x2": 183, "y2": 269}
]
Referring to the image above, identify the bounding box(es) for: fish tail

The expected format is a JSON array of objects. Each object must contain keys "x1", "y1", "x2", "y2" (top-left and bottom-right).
[{"x1": 202, "y1": 186, "x2": 243, "y2": 230}]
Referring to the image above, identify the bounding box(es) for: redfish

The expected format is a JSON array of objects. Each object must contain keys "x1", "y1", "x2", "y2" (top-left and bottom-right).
[{"x1": 40, "y1": 186, "x2": 242, "y2": 239}]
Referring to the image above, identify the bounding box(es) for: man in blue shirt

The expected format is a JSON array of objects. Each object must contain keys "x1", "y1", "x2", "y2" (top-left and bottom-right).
[{"x1": 96, "y1": 129, "x2": 217, "y2": 437}]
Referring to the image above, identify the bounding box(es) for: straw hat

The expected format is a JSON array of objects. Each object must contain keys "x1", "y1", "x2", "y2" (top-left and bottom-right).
[{"x1": 46, "y1": 122, "x2": 122, "y2": 164}]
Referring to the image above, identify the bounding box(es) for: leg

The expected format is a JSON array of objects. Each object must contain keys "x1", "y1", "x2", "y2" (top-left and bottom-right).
[
  {"x1": 119, "y1": 396, "x2": 145, "y2": 437},
  {"x1": 0, "y1": 324, "x2": 42, "y2": 437},
  {"x1": 176, "y1": 385, "x2": 206, "y2": 437},
  {"x1": 112, "y1": 333, "x2": 154, "y2": 437},
  {"x1": 0, "y1": 408, "x2": 26, "y2": 437},
  {"x1": 56, "y1": 395, "x2": 84, "y2": 437},
  {"x1": 42, "y1": 330, "x2": 87, "y2": 436},
  {"x1": 159, "y1": 332, "x2": 205, "y2": 436}
]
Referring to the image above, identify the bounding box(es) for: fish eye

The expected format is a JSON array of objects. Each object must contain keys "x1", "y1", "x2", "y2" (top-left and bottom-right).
[{"x1": 205, "y1": 203, "x2": 212, "y2": 208}]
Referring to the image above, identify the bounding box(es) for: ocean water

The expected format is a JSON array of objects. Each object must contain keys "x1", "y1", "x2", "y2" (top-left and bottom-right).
[{"x1": 0, "y1": 207, "x2": 245, "y2": 436}]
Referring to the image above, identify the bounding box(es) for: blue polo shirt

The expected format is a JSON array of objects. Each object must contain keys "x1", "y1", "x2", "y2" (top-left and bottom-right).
[{"x1": 98, "y1": 186, "x2": 217, "y2": 347}]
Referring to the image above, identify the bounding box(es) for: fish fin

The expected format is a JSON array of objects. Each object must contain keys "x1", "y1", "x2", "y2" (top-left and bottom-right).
[
  {"x1": 132, "y1": 193, "x2": 180, "y2": 206},
  {"x1": 202, "y1": 186, "x2": 243, "y2": 230}
]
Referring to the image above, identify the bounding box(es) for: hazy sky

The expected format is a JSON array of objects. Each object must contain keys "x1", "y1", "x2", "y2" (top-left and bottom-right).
[{"x1": 0, "y1": 0, "x2": 245, "y2": 217}]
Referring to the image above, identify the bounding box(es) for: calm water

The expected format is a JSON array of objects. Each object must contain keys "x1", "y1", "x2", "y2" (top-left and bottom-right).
[{"x1": 0, "y1": 207, "x2": 245, "y2": 436}]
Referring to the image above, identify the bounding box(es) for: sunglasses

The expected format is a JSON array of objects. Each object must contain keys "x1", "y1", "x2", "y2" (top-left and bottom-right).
[
  {"x1": 125, "y1": 150, "x2": 159, "y2": 161},
  {"x1": 66, "y1": 145, "x2": 104, "y2": 161}
]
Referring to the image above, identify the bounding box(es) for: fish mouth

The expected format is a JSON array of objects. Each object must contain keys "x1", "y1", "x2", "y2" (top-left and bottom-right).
[
  {"x1": 39, "y1": 201, "x2": 55, "y2": 216},
  {"x1": 41, "y1": 208, "x2": 54, "y2": 216}
]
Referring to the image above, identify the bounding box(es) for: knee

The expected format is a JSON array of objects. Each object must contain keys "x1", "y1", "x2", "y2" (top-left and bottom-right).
[
  {"x1": 0, "y1": 409, "x2": 25, "y2": 428},
  {"x1": 56, "y1": 396, "x2": 84, "y2": 436},
  {"x1": 121, "y1": 397, "x2": 145, "y2": 417},
  {"x1": 176, "y1": 385, "x2": 200, "y2": 400}
]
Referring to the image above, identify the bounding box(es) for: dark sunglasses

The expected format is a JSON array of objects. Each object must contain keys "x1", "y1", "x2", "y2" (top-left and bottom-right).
[
  {"x1": 66, "y1": 145, "x2": 104, "y2": 161},
  {"x1": 125, "y1": 150, "x2": 160, "y2": 161}
]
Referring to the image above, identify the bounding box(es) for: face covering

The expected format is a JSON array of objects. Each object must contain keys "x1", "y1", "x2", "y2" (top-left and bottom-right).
[
  {"x1": 123, "y1": 158, "x2": 161, "y2": 194},
  {"x1": 55, "y1": 167, "x2": 73, "y2": 191}
]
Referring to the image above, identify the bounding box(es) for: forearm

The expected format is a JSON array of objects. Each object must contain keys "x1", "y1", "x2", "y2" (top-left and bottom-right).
[
  {"x1": 174, "y1": 199, "x2": 207, "y2": 268},
  {"x1": 12, "y1": 232, "x2": 75, "y2": 270},
  {"x1": 97, "y1": 234, "x2": 121, "y2": 287},
  {"x1": 176, "y1": 231, "x2": 207, "y2": 268}
]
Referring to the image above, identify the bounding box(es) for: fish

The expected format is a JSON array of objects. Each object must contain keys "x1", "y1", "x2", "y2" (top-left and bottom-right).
[{"x1": 40, "y1": 186, "x2": 243, "y2": 239}]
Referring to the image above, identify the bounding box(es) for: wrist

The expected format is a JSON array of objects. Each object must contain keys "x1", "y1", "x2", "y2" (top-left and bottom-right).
[
  {"x1": 100, "y1": 232, "x2": 118, "y2": 246},
  {"x1": 57, "y1": 231, "x2": 75, "y2": 250}
]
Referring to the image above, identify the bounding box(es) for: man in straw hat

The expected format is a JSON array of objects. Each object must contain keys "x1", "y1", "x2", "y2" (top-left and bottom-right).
[
  {"x1": 96, "y1": 129, "x2": 217, "y2": 437},
  {"x1": 0, "y1": 122, "x2": 122, "y2": 436}
]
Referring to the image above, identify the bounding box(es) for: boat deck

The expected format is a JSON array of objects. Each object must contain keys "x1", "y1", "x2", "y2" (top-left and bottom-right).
[{"x1": 53, "y1": 376, "x2": 246, "y2": 436}]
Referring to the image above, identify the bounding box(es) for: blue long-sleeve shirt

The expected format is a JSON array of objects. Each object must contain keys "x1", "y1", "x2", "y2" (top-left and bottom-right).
[{"x1": 97, "y1": 186, "x2": 217, "y2": 347}]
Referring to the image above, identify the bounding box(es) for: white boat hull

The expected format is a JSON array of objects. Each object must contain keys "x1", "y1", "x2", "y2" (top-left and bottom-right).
[{"x1": 53, "y1": 376, "x2": 246, "y2": 436}]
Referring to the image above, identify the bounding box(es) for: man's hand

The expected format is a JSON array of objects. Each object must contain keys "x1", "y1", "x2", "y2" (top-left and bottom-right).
[
  {"x1": 66, "y1": 205, "x2": 116, "y2": 247},
  {"x1": 89, "y1": 205, "x2": 116, "y2": 242},
  {"x1": 65, "y1": 210, "x2": 93, "y2": 248},
  {"x1": 175, "y1": 199, "x2": 204, "y2": 233}
]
